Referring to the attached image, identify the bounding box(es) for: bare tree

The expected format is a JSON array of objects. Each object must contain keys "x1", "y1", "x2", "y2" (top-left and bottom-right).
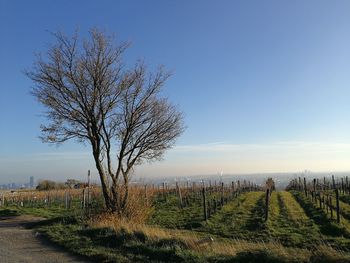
[{"x1": 27, "y1": 29, "x2": 185, "y2": 213}]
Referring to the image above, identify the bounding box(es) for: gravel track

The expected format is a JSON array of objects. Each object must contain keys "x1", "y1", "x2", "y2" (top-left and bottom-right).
[{"x1": 0, "y1": 215, "x2": 88, "y2": 263}]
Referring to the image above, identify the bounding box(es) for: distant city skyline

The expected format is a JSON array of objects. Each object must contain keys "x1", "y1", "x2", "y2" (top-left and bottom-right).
[
  {"x1": 1, "y1": 141, "x2": 350, "y2": 185},
  {"x1": 1, "y1": 1, "x2": 350, "y2": 182},
  {"x1": 0, "y1": 176, "x2": 36, "y2": 189}
]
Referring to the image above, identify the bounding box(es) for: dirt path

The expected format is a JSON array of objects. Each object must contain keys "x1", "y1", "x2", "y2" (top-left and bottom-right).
[{"x1": 0, "y1": 215, "x2": 89, "y2": 263}]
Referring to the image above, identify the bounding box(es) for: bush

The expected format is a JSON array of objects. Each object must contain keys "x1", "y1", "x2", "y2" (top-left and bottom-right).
[
  {"x1": 36, "y1": 180, "x2": 67, "y2": 191},
  {"x1": 234, "y1": 250, "x2": 289, "y2": 263}
]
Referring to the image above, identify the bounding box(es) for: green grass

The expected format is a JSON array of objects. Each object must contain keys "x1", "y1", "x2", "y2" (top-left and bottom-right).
[
  {"x1": 148, "y1": 194, "x2": 204, "y2": 229},
  {"x1": 0, "y1": 208, "x2": 21, "y2": 217},
  {"x1": 2, "y1": 191, "x2": 350, "y2": 262},
  {"x1": 200, "y1": 192, "x2": 268, "y2": 239},
  {"x1": 150, "y1": 191, "x2": 350, "y2": 250},
  {"x1": 290, "y1": 191, "x2": 350, "y2": 250},
  {"x1": 149, "y1": 191, "x2": 269, "y2": 240},
  {"x1": 265, "y1": 192, "x2": 323, "y2": 247},
  {"x1": 0, "y1": 205, "x2": 77, "y2": 219},
  {"x1": 37, "y1": 216, "x2": 350, "y2": 263},
  {"x1": 34, "y1": 217, "x2": 277, "y2": 263},
  {"x1": 339, "y1": 199, "x2": 350, "y2": 220},
  {"x1": 340, "y1": 194, "x2": 350, "y2": 205}
]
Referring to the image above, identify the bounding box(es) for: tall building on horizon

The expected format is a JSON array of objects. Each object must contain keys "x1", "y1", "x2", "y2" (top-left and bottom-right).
[{"x1": 29, "y1": 176, "x2": 34, "y2": 188}]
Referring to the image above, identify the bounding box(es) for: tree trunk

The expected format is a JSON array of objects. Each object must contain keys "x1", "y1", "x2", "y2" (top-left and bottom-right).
[{"x1": 92, "y1": 150, "x2": 116, "y2": 212}]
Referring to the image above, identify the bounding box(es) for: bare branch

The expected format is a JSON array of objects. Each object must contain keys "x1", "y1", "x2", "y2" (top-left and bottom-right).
[{"x1": 27, "y1": 29, "x2": 185, "y2": 213}]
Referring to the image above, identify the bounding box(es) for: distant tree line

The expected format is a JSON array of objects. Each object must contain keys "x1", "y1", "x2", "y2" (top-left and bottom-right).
[{"x1": 36, "y1": 179, "x2": 88, "y2": 191}]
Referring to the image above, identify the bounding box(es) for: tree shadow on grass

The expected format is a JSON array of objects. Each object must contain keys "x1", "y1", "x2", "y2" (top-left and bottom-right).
[
  {"x1": 213, "y1": 249, "x2": 293, "y2": 263},
  {"x1": 0, "y1": 209, "x2": 20, "y2": 217},
  {"x1": 24, "y1": 214, "x2": 83, "y2": 231},
  {"x1": 244, "y1": 195, "x2": 266, "y2": 232},
  {"x1": 292, "y1": 192, "x2": 349, "y2": 238},
  {"x1": 76, "y1": 226, "x2": 186, "y2": 262}
]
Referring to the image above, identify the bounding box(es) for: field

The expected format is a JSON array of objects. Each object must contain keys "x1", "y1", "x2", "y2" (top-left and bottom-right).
[{"x1": 1, "y1": 178, "x2": 350, "y2": 262}]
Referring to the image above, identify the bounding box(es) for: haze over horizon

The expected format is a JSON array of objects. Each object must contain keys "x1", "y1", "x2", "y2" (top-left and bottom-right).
[{"x1": 1, "y1": 0, "x2": 350, "y2": 184}]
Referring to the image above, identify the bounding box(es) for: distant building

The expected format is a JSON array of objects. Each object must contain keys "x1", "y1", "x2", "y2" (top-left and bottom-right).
[{"x1": 29, "y1": 176, "x2": 34, "y2": 188}]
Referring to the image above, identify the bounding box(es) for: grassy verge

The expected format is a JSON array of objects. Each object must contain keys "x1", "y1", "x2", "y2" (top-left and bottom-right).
[
  {"x1": 2, "y1": 192, "x2": 350, "y2": 263},
  {"x1": 340, "y1": 194, "x2": 350, "y2": 205},
  {"x1": 267, "y1": 192, "x2": 323, "y2": 247},
  {"x1": 201, "y1": 191, "x2": 267, "y2": 239},
  {"x1": 36, "y1": 214, "x2": 350, "y2": 263},
  {"x1": 0, "y1": 205, "x2": 77, "y2": 219},
  {"x1": 339, "y1": 199, "x2": 350, "y2": 220},
  {"x1": 148, "y1": 194, "x2": 204, "y2": 229},
  {"x1": 290, "y1": 191, "x2": 350, "y2": 250}
]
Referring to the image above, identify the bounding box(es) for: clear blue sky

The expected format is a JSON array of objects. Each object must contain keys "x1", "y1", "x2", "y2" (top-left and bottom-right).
[{"x1": 1, "y1": 0, "x2": 350, "y2": 183}]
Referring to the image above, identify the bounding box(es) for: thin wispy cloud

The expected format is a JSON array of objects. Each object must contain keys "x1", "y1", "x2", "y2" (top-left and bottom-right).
[
  {"x1": 144, "y1": 141, "x2": 350, "y2": 176},
  {"x1": 172, "y1": 141, "x2": 350, "y2": 154}
]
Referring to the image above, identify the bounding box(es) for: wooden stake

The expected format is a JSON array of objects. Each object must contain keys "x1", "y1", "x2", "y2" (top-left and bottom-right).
[
  {"x1": 221, "y1": 182, "x2": 224, "y2": 206},
  {"x1": 265, "y1": 188, "x2": 270, "y2": 221},
  {"x1": 202, "y1": 186, "x2": 207, "y2": 221},
  {"x1": 87, "y1": 170, "x2": 91, "y2": 207},
  {"x1": 335, "y1": 189, "x2": 340, "y2": 224}
]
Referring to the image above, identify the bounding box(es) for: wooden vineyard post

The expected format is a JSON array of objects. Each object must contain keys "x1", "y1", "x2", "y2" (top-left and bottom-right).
[
  {"x1": 87, "y1": 170, "x2": 91, "y2": 208},
  {"x1": 313, "y1": 178, "x2": 316, "y2": 191},
  {"x1": 48, "y1": 193, "x2": 51, "y2": 208},
  {"x1": 176, "y1": 182, "x2": 183, "y2": 208},
  {"x1": 82, "y1": 188, "x2": 86, "y2": 209},
  {"x1": 202, "y1": 186, "x2": 207, "y2": 221},
  {"x1": 221, "y1": 182, "x2": 224, "y2": 206},
  {"x1": 322, "y1": 195, "x2": 325, "y2": 210},
  {"x1": 313, "y1": 179, "x2": 316, "y2": 203},
  {"x1": 346, "y1": 176, "x2": 349, "y2": 195},
  {"x1": 207, "y1": 200, "x2": 211, "y2": 218},
  {"x1": 304, "y1": 177, "x2": 307, "y2": 197},
  {"x1": 332, "y1": 175, "x2": 336, "y2": 190},
  {"x1": 265, "y1": 188, "x2": 270, "y2": 221},
  {"x1": 231, "y1": 181, "x2": 235, "y2": 198},
  {"x1": 163, "y1": 182, "x2": 166, "y2": 201},
  {"x1": 330, "y1": 196, "x2": 333, "y2": 219},
  {"x1": 341, "y1": 178, "x2": 344, "y2": 194},
  {"x1": 144, "y1": 184, "x2": 148, "y2": 206},
  {"x1": 68, "y1": 190, "x2": 72, "y2": 209},
  {"x1": 65, "y1": 191, "x2": 68, "y2": 209},
  {"x1": 335, "y1": 189, "x2": 340, "y2": 224}
]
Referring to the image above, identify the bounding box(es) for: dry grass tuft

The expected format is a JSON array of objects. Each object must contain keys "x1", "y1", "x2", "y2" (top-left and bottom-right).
[
  {"x1": 88, "y1": 213, "x2": 325, "y2": 261},
  {"x1": 121, "y1": 185, "x2": 155, "y2": 224}
]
